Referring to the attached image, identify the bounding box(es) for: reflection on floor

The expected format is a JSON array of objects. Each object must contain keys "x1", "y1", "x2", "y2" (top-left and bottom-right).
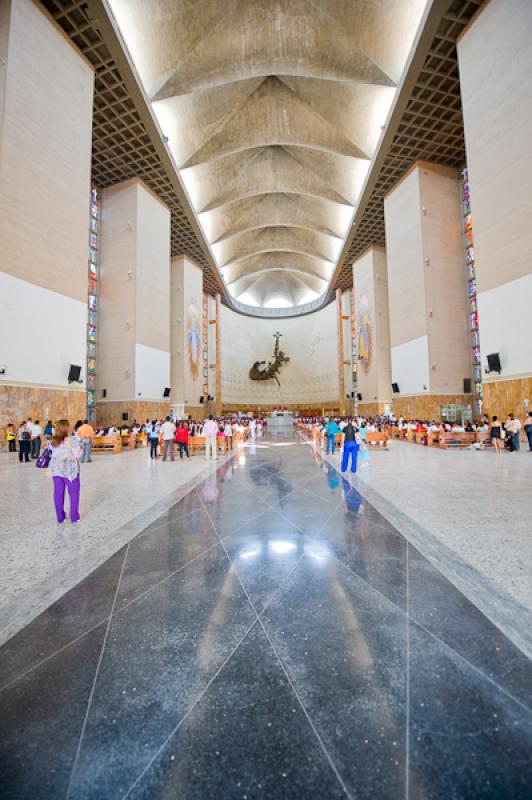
[{"x1": 1, "y1": 434, "x2": 531, "y2": 799}]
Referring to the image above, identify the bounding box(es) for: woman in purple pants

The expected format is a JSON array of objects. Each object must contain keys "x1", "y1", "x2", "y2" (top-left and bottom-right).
[{"x1": 49, "y1": 419, "x2": 83, "y2": 523}]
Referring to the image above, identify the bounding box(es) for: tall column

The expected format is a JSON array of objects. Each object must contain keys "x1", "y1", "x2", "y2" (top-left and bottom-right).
[
  {"x1": 384, "y1": 161, "x2": 470, "y2": 421},
  {"x1": 170, "y1": 256, "x2": 206, "y2": 420},
  {"x1": 353, "y1": 246, "x2": 392, "y2": 417},
  {"x1": 458, "y1": 0, "x2": 532, "y2": 421},
  {"x1": 97, "y1": 179, "x2": 171, "y2": 427},
  {"x1": 215, "y1": 293, "x2": 222, "y2": 417},
  {"x1": 0, "y1": 0, "x2": 94, "y2": 448},
  {"x1": 336, "y1": 289, "x2": 346, "y2": 416}
]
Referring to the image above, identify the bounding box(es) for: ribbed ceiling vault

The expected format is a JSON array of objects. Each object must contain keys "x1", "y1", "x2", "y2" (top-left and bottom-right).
[
  {"x1": 41, "y1": 0, "x2": 485, "y2": 313},
  {"x1": 106, "y1": 0, "x2": 429, "y2": 309}
]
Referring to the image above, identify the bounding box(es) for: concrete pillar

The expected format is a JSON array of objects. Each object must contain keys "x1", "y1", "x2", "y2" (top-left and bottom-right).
[
  {"x1": 0, "y1": 0, "x2": 94, "y2": 448},
  {"x1": 336, "y1": 289, "x2": 346, "y2": 416},
  {"x1": 353, "y1": 246, "x2": 392, "y2": 417},
  {"x1": 96, "y1": 179, "x2": 171, "y2": 427},
  {"x1": 384, "y1": 161, "x2": 471, "y2": 421},
  {"x1": 215, "y1": 293, "x2": 222, "y2": 417},
  {"x1": 458, "y1": 0, "x2": 532, "y2": 421},
  {"x1": 170, "y1": 256, "x2": 206, "y2": 420}
]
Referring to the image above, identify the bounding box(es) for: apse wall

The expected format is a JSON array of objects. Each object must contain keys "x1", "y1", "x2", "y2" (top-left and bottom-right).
[{"x1": 220, "y1": 303, "x2": 339, "y2": 407}]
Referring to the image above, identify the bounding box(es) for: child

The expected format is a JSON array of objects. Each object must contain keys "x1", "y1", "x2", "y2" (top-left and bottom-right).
[
  {"x1": 6, "y1": 423, "x2": 16, "y2": 452},
  {"x1": 49, "y1": 419, "x2": 82, "y2": 523},
  {"x1": 358, "y1": 440, "x2": 369, "y2": 469}
]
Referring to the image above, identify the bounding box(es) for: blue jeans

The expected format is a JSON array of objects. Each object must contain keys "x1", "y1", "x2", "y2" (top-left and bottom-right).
[
  {"x1": 326, "y1": 434, "x2": 336, "y2": 454},
  {"x1": 341, "y1": 441, "x2": 359, "y2": 473},
  {"x1": 81, "y1": 438, "x2": 92, "y2": 462}
]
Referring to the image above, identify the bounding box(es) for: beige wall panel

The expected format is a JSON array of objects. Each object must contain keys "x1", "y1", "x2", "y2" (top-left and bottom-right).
[
  {"x1": 135, "y1": 186, "x2": 171, "y2": 351},
  {"x1": 170, "y1": 256, "x2": 204, "y2": 412},
  {"x1": 353, "y1": 247, "x2": 392, "y2": 406},
  {"x1": 384, "y1": 169, "x2": 426, "y2": 348},
  {"x1": 97, "y1": 183, "x2": 137, "y2": 401},
  {"x1": 220, "y1": 302, "x2": 339, "y2": 406},
  {"x1": 94, "y1": 400, "x2": 171, "y2": 429},
  {"x1": 0, "y1": 385, "x2": 85, "y2": 452},
  {"x1": 458, "y1": 0, "x2": 532, "y2": 294},
  {"x1": 419, "y1": 166, "x2": 470, "y2": 394},
  {"x1": 0, "y1": 0, "x2": 10, "y2": 142},
  {"x1": 0, "y1": 0, "x2": 93, "y2": 302},
  {"x1": 393, "y1": 394, "x2": 473, "y2": 422},
  {"x1": 482, "y1": 377, "x2": 532, "y2": 426}
]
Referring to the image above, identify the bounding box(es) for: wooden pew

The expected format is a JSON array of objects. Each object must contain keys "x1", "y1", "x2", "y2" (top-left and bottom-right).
[
  {"x1": 92, "y1": 435, "x2": 122, "y2": 454},
  {"x1": 365, "y1": 431, "x2": 389, "y2": 450},
  {"x1": 475, "y1": 431, "x2": 492, "y2": 447},
  {"x1": 438, "y1": 431, "x2": 476, "y2": 449}
]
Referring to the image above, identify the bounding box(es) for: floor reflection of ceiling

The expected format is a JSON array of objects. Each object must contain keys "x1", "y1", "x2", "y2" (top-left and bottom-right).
[{"x1": 108, "y1": 0, "x2": 428, "y2": 309}]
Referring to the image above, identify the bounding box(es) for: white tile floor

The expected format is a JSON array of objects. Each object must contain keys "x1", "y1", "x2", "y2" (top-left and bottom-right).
[{"x1": 0, "y1": 447, "x2": 232, "y2": 645}]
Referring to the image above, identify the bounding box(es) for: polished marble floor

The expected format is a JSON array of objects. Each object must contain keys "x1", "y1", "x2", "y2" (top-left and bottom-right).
[{"x1": 1, "y1": 435, "x2": 531, "y2": 799}]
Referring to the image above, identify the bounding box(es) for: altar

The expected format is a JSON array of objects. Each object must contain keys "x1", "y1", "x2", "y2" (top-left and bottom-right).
[{"x1": 268, "y1": 410, "x2": 294, "y2": 429}]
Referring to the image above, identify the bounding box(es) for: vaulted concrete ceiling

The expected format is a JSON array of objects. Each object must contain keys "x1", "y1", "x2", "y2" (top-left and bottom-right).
[{"x1": 108, "y1": 0, "x2": 428, "y2": 310}]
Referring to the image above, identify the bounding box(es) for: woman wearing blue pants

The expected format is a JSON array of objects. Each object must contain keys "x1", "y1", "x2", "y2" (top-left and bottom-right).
[{"x1": 341, "y1": 421, "x2": 359, "y2": 473}]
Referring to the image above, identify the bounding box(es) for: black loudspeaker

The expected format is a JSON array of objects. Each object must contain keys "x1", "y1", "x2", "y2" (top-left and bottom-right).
[
  {"x1": 208, "y1": 395, "x2": 214, "y2": 401},
  {"x1": 199, "y1": 396, "x2": 204, "y2": 404},
  {"x1": 122, "y1": 412, "x2": 129, "y2": 421},
  {"x1": 357, "y1": 392, "x2": 363, "y2": 401},
  {"x1": 463, "y1": 378, "x2": 472, "y2": 394},
  {"x1": 487, "y1": 353, "x2": 501, "y2": 373},
  {"x1": 163, "y1": 387, "x2": 171, "y2": 397},
  {"x1": 392, "y1": 382, "x2": 400, "y2": 394},
  {"x1": 102, "y1": 389, "x2": 107, "y2": 398},
  {"x1": 68, "y1": 364, "x2": 82, "y2": 383}
]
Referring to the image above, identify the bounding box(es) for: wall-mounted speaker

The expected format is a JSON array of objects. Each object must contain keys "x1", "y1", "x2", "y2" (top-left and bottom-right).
[
  {"x1": 487, "y1": 353, "x2": 501, "y2": 373},
  {"x1": 121, "y1": 412, "x2": 128, "y2": 421},
  {"x1": 163, "y1": 387, "x2": 171, "y2": 398},
  {"x1": 102, "y1": 389, "x2": 107, "y2": 398},
  {"x1": 199, "y1": 396, "x2": 204, "y2": 404},
  {"x1": 68, "y1": 364, "x2": 82, "y2": 383},
  {"x1": 357, "y1": 392, "x2": 363, "y2": 401},
  {"x1": 463, "y1": 378, "x2": 472, "y2": 394},
  {"x1": 392, "y1": 382, "x2": 400, "y2": 394}
]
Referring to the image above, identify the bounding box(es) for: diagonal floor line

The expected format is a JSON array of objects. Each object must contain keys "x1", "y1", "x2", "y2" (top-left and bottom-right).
[
  {"x1": 330, "y1": 548, "x2": 532, "y2": 717},
  {"x1": 65, "y1": 543, "x2": 130, "y2": 800},
  {"x1": 199, "y1": 473, "x2": 353, "y2": 799},
  {"x1": 297, "y1": 434, "x2": 532, "y2": 714},
  {"x1": 133, "y1": 504, "x2": 208, "y2": 541},
  {"x1": 121, "y1": 617, "x2": 261, "y2": 800}
]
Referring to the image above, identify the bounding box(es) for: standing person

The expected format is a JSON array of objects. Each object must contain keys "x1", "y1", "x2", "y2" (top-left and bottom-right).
[
  {"x1": 77, "y1": 419, "x2": 95, "y2": 463},
  {"x1": 341, "y1": 420, "x2": 359, "y2": 473},
  {"x1": 18, "y1": 421, "x2": 31, "y2": 462},
  {"x1": 49, "y1": 419, "x2": 82, "y2": 524},
  {"x1": 31, "y1": 420, "x2": 42, "y2": 459},
  {"x1": 224, "y1": 419, "x2": 233, "y2": 449},
  {"x1": 161, "y1": 416, "x2": 176, "y2": 461},
  {"x1": 44, "y1": 420, "x2": 54, "y2": 440},
  {"x1": 202, "y1": 415, "x2": 219, "y2": 461},
  {"x1": 524, "y1": 411, "x2": 532, "y2": 452},
  {"x1": 505, "y1": 413, "x2": 521, "y2": 452},
  {"x1": 175, "y1": 422, "x2": 191, "y2": 460},
  {"x1": 325, "y1": 418, "x2": 340, "y2": 455},
  {"x1": 6, "y1": 423, "x2": 17, "y2": 453},
  {"x1": 249, "y1": 417, "x2": 257, "y2": 440},
  {"x1": 490, "y1": 415, "x2": 502, "y2": 454},
  {"x1": 148, "y1": 420, "x2": 159, "y2": 459}
]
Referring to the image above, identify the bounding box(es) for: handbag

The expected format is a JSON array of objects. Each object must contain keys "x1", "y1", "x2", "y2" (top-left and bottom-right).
[{"x1": 36, "y1": 445, "x2": 52, "y2": 469}]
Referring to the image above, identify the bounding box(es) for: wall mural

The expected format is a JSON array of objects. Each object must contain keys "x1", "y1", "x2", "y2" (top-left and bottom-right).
[
  {"x1": 249, "y1": 332, "x2": 290, "y2": 386},
  {"x1": 185, "y1": 298, "x2": 201, "y2": 379},
  {"x1": 358, "y1": 291, "x2": 371, "y2": 372}
]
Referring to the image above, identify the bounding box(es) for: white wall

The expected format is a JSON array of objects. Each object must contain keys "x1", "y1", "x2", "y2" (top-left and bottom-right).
[
  {"x1": 391, "y1": 335, "x2": 430, "y2": 396},
  {"x1": 220, "y1": 302, "x2": 339, "y2": 406},
  {"x1": 135, "y1": 343, "x2": 170, "y2": 400},
  {"x1": 458, "y1": 0, "x2": 532, "y2": 382},
  {"x1": 477, "y1": 274, "x2": 532, "y2": 379},
  {"x1": 0, "y1": 272, "x2": 86, "y2": 387}
]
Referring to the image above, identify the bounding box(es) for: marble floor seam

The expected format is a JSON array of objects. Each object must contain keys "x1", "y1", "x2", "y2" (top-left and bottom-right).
[
  {"x1": 121, "y1": 616, "x2": 262, "y2": 800},
  {"x1": 303, "y1": 436, "x2": 532, "y2": 659},
  {"x1": 66, "y1": 543, "x2": 130, "y2": 800},
  {"x1": 199, "y1": 490, "x2": 354, "y2": 800}
]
